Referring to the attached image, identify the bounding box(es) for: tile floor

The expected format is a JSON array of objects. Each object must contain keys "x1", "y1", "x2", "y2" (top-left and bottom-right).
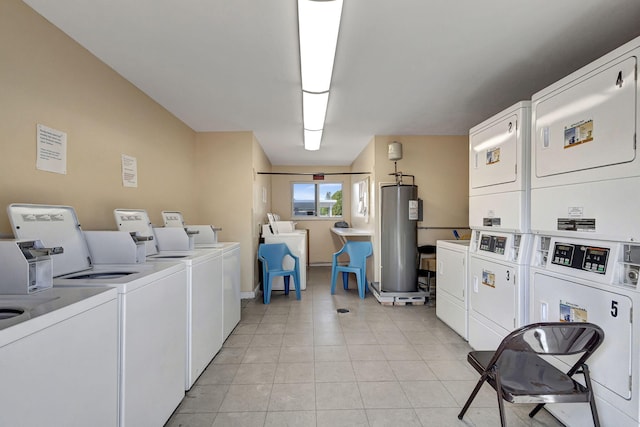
[{"x1": 166, "y1": 266, "x2": 565, "y2": 427}]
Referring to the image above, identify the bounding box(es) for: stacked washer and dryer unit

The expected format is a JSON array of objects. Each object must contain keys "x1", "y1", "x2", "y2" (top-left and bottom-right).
[
  {"x1": 528, "y1": 36, "x2": 640, "y2": 427},
  {"x1": 466, "y1": 101, "x2": 533, "y2": 351}
]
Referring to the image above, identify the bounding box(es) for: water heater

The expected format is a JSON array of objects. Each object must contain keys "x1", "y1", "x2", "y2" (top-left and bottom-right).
[{"x1": 381, "y1": 183, "x2": 418, "y2": 292}]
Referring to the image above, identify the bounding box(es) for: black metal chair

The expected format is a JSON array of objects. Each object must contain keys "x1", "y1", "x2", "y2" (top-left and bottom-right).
[{"x1": 458, "y1": 322, "x2": 605, "y2": 427}]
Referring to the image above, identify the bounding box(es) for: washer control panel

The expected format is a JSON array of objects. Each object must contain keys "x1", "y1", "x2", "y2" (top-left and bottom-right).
[
  {"x1": 479, "y1": 234, "x2": 507, "y2": 255},
  {"x1": 551, "y1": 242, "x2": 609, "y2": 274}
]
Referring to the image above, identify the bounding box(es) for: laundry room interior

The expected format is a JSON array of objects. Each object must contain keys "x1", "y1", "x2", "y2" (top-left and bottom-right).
[{"x1": 2, "y1": 0, "x2": 640, "y2": 426}]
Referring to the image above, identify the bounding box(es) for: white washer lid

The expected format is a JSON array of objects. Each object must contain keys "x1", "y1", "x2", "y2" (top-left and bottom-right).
[
  {"x1": 161, "y1": 211, "x2": 185, "y2": 227},
  {"x1": 7, "y1": 204, "x2": 92, "y2": 277},
  {"x1": 113, "y1": 208, "x2": 159, "y2": 255}
]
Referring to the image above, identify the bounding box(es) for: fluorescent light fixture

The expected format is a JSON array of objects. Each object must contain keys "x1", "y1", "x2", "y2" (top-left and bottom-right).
[
  {"x1": 298, "y1": 0, "x2": 343, "y2": 93},
  {"x1": 304, "y1": 129, "x2": 323, "y2": 151},
  {"x1": 302, "y1": 91, "x2": 329, "y2": 131},
  {"x1": 298, "y1": 0, "x2": 343, "y2": 151}
]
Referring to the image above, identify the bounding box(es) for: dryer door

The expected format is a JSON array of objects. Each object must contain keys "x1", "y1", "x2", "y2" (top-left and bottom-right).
[
  {"x1": 531, "y1": 272, "x2": 632, "y2": 399},
  {"x1": 534, "y1": 56, "x2": 636, "y2": 179},
  {"x1": 470, "y1": 113, "x2": 519, "y2": 190}
]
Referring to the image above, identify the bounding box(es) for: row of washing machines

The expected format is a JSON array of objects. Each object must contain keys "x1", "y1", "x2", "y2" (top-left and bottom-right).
[
  {"x1": 0, "y1": 204, "x2": 240, "y2": 427},
  {"x1": 437, "y1": 35, "x2": 640, "y2": 426}
]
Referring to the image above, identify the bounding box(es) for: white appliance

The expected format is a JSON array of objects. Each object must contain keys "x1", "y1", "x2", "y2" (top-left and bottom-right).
[
  {"x1": 530, "y1": 36, "x2": 640, "y2": 241},
  {"x1": 529, "y1": 235, "x2": 640, "y2": 426},
  {"x1": 467, "y1": 101, "x2": 533, "y2": 350},
  {"x1": 8, "y1": 204, "x2": 188, "y2": 427},
  {"x1": 161, "y1": 210, "x2": 223, "y2": 245},
  {"x1": 0, "y1": 254, "x2": 118, "y2": 427},
  {"x1": 114, "y1": 208, "x2": 225, "y2": 389},
  {"x1": 469, "y1": 101, "x2": 531, "y2": 232},
  {"x1": 468, "y1": 230, "x2": 531, "y2": 350},
  {"x1": 262, "y1": 223, "x2": 307, "y2": 291},
  {"x1": 527, "y1": 35, "x2": 640, "y2": 427},
  {"x1": 160, "y1": 210, "x2": 241, "y2": 338},
  {"x1": 436, "y1": 239, "x2": 470, "y2": 340},
  {"x1": 219, "y1": 241, "x2": 241, "y2": 339}
]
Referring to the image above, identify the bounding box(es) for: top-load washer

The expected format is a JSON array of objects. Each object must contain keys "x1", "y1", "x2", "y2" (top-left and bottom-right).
[
  {"x1": 0, "y1": 238, "x2": 119, "y2": 427},
  {"x1": 114, "y1": 208, "x2": 225, "y2": 389},
  {"x1": 436, "y1": 239, "x2": 470, "y2": 340},
  {"x1": 8, "y1": 204, "x2": 187, "y2": 427},
  {"x1": 161, "y1": 210, "x2": 241, "y2": 339},
  {"x1": 529, "y1": 235, "x2": 640, "y2": 427},
  {"x1": 467, "y1": 101, "x2": 533, "y2": 350},
  {"x1": 530, "y1": 35, "x2": 640, "y2": 241}
]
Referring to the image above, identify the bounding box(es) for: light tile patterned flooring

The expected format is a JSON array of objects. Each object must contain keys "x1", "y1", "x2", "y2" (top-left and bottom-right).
[{"x1": 166, "y1": 266, "x2": 564, "y2": 427}]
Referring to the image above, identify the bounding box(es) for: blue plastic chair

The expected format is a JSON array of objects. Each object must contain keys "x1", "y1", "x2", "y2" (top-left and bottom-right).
[
  {"x1": 258, "y1": 243, "x2": 301, "y2": 304},
  {"x1": 331, "y1": 241, "x2": 373, "y2": 299}
]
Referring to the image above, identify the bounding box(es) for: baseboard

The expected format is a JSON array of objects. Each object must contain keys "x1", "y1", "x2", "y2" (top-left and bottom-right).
[
  {"x1": 241, "y1": 283, "x2": 261, "y2": 300},
  {"x1": 309, "y1": 262, "x2": 332, "y2": 267}
]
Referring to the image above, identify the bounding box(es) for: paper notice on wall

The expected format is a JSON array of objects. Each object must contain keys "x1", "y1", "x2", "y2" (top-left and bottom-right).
[
  {"x1": 121, "y1": 154, "x2": 138, "y2": 188},
  {"x1": 36, "y1": 124, "x2": 67, "y2": 174}
]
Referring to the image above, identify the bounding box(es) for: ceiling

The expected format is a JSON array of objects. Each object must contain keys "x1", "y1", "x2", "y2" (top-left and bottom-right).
[{"x1": 23, "y1": 0, "x2": 640, "y2": 166}]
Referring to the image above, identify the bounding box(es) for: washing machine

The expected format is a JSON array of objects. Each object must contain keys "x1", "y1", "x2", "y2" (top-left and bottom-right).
[
  {"x1": 0, "y1": 239, "x2": 119, "y2": 427},
  {"x1": 8, "y1": 204, "x2": 188, "y2": 427},
  {"x1": 436, "y1": 239, "x2": 470, "y2": 340},
  {"x1": 530, "y1": 35, "x2": 640, "y2": 242},
  {"x1": 161, "y1": 210, "x2": 241, "y2": 339},
  {"x1": 468, "y1": 230, "x2": 531, "y2": 350},
  {"x1": 262, "y1": 224, "x2": 307, "y2": 291},
  {"x1": 529, "y1": 235, "x2": 640, "y2": 426},
  {"x1": 469, "y1": 101, "x2": 531, "y2": 232},
  {"x1": 114, "y1": 208, "x2": 225, "y2": 389}
]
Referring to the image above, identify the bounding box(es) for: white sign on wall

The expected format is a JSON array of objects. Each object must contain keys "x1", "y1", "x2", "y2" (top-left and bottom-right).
[
  {"x1": 36, "y1": 124, "x2": 67, "y2": 174},
  {"x1": 121, "y1": 154, "x2": 138, "y2": 188}
]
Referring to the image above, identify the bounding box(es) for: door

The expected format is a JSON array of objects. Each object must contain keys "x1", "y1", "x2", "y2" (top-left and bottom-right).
[
  {"x1": 470, "y1": 113, "x2": 519, "y2": 190},
  {"x1": 531, "y1": 272, "x2": 632, "y2": 399},
  {"x1": 437, "y1": 245, "x2": 467, "y2": 302},
  {"x1": 469, "y1": 256, "x2": 517, "y2": 333},
  {"x1": 534, "y1": 56, "x2": 636, "y2": 179}
]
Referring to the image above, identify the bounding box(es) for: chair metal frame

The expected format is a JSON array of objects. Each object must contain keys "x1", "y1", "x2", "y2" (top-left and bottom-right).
[
  {"x1": 258, "y1": 243, "x2": 301, "y2": 304},
  {"x1": 458, "y1": 322, "x2": 605, "y2": 427},
  {"x1": 330, "y1": 241, "x2": 372, "y2": 299}
]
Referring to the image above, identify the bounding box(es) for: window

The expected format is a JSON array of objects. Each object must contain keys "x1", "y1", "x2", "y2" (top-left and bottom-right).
[{"x1": 292, "y1": 182, "x2": 343, "y2": 218}]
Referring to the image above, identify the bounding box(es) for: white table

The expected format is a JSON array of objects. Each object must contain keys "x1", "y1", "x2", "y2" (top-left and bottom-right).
[{"x1": 331, "y1": 227, "x2": 373, "y2": 244}]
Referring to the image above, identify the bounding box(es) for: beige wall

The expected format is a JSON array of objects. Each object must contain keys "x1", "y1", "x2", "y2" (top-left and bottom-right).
[
  {"x1": 252, "y1": 137, "x2": 272, "y2": 286},
  {"x1": 195, "y1": 132, "x2": 261, "y2": 293},
  {"x1": 0, "y1": 0, "x2": 197, "y2": 235},
  {"x1": 270, "y1": 165, "x2": 352, "y2": 264}
]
